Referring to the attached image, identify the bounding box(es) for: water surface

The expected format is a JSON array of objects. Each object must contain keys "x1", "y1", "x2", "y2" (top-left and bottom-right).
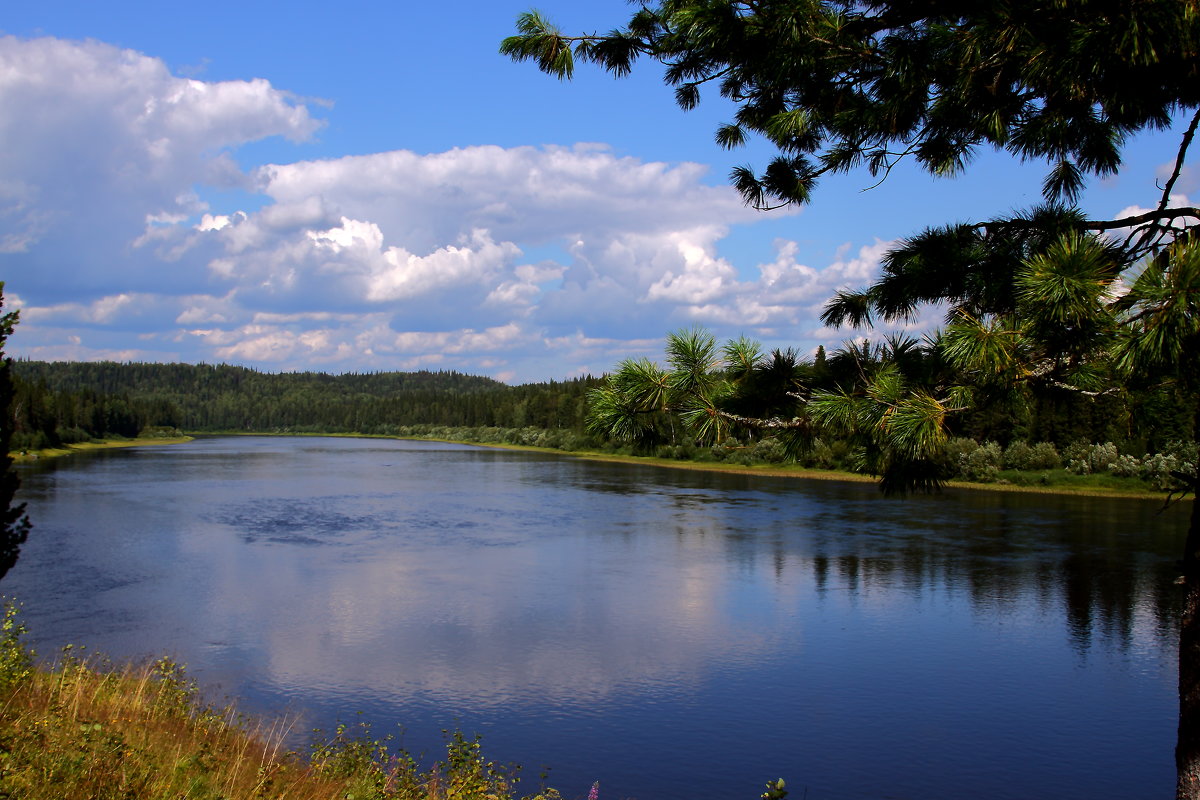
[{"x1": 7, "y1": 436, "x2": 1184, "y2": 799}]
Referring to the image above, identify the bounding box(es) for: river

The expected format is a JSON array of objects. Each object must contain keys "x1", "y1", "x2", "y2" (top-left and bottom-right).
[{"x1": 4, "y1": 436, "x2": 1184, "y2": 799}]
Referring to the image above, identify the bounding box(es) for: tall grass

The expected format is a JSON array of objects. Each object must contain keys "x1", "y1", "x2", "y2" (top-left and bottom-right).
[{"x1": 0, "y1": 605, "x2": 564, "y2": 800}]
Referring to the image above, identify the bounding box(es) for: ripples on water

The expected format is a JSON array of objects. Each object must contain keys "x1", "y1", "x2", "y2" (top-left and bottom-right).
[{"x1": 7, "y1": 436, "x2": 1185, "y2": 800}]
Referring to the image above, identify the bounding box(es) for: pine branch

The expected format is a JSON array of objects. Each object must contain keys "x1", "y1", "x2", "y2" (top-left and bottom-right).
[
  {"x1": 970, "y1": 207, "x2": 1200, "y2": 236},
  {"x1": 715, "y1": 410, "x2": 812, "y2": 430}
]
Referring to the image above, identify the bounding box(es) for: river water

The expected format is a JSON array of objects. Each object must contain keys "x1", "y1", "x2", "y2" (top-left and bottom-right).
[{"x1": 4, "y1": 436, "x2": 1185, "y2": 799}]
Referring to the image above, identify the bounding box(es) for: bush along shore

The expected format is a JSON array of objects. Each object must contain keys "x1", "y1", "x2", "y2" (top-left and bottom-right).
[
  {"x1": 378, "y1": 425, "x2": 1196, "y2": 498},
  {"x1": 0, "y1": 605, "x2": 570, "y2": 800},
  {"x1": 11, "y1": 425, "x2": 1195, "y2": 498}
]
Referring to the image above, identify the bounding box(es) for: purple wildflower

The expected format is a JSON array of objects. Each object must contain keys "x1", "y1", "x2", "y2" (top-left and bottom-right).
[{"x1": 588, "y1": 781, "x2": 600, "y2": 800}]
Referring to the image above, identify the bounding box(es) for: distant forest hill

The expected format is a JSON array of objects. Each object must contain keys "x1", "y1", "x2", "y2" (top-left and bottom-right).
[{"x1": 9, "y1": 360, "x2": 601, "y2": 450}]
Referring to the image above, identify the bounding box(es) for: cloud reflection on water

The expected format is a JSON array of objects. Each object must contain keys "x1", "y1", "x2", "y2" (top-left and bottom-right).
[{"x1": 8, "y1": 437, "x2": 1184, "y2": 799}]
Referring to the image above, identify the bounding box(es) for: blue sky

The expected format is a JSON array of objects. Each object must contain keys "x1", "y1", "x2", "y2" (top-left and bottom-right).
[{"x1": 0, "y1": 2, "x2": 1194, "y2": 382}]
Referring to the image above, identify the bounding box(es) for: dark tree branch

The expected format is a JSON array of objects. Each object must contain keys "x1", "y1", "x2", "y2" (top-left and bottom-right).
[
  {"x1": 860, "y1": 141, "x2": 921, "y2": 191},
  {"x1": 1046, "y1": 380, "x2": 1119, "y2": 398},
  {"x1": 1085, "y1": 207, "x2": 1200, "y2": 232},
  {"x1": 971, "y1": 207, "x2": 1200, "y2": 236},
  {"x1": 1160, "y1": 108, "x2": 1200, "y2": 214},
  {"x1": 716, "y1": 410, "x2": 812, "y2": 430},
  {"x1": 679, "y1": 67, "x2": 733, "y2": 91}
]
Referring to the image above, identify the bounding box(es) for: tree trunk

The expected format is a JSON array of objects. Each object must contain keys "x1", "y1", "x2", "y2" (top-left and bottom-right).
[
  {"x1": 1180, "y1": 492, "x2": 1200, "y2": 797},
  {"x1": 1179, "y1": 401, "x2": 1200, "y2": 798}
]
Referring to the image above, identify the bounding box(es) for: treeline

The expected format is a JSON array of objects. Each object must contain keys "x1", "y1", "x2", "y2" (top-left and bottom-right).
[
  {"x1": 8, "y1": 361, "x2": 599, "y2": 451},
  {"x1": 7, "y1": 351, "x2": 1196, "y2": 483}
]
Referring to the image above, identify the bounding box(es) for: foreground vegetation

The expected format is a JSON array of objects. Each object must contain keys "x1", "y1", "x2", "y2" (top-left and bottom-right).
[{"x1": 0, "y1": 608, "x2": 565, "y2": 800}]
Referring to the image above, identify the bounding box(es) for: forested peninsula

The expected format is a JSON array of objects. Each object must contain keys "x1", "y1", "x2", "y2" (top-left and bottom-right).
[{"x1": 9, "y1": 358, "x2": 1196, "y2": 495}]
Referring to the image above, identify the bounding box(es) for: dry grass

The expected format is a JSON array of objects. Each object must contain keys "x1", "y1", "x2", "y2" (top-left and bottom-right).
[
  {"x1": 0, "y1": 652, "x2": 332, "y2": 799},
  {"x1": 0, "y1": 627, "x2": 562, "y2": 800}
]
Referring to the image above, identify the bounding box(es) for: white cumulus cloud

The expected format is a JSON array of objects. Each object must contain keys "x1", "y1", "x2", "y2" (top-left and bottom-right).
[
  {"x1": 0, "y1": 34, "x2": 904, "y2": 381},
  {"x1": 0, "y1": 35, "x2": 320, "y2": 297}
]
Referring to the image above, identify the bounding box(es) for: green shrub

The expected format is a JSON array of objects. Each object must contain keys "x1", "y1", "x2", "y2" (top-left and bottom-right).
[
  {"x1": 749, "y1": 438, "x2": 787, "y2": 464},
  {"x1": 733, "y1": 450, "x2": 759, "y2": 466},
  {"x1": 1002, "y1": 440, "x2": 1034, "y2": 470},
  {"x1": 0, "y1": 601, "x2": 32, "y2": 692},
  {"x1": 802, "y1": 439, "x2": 836, "y2": 469},
  {"x1": 709, "y1": 441, "x2": 742, "y2": 462},
  {"x1": 1140, "y1": 442, "x2": 1197, "y2": 490},
  {"x1": 1064, "y1": 441, "x2": 1119, "y2": 475},
  {"x1": 1002, "y1": 440, "x2": 1062, "y2": 471},
  {"x1": 138, "y1": 426, "x2": 182, "y2": 439},
  {"x1": 958, "y1": 441, "x2": 1002, "y2": 482},
  {"x1": 10, "y1": 430, "x2": 52, "y2": 452},
  {"x1": 945, "y1": 437, "x2": 979, "y2": 466},
  {"x1": 1110, "y1": 454, "x2": 1143, "y2": 478},
  {"x1": 827, "y1": 439, "x2": 852, "y2": 469},
  {"x1": 55, "y1": 426, "x2": 92, "y2": 444},
  {"x1": 1027, "y1": 442, "x2": 1063, "y2": 470}
]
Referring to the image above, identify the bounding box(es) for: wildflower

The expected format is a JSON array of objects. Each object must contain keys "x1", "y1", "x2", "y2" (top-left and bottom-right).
[{"x1": 588, "y1": 780, "x2": 599, "y2": 800}]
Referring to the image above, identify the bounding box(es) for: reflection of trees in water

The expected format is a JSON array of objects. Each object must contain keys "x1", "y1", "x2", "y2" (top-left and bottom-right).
[
  {"x1": 811, "y1": 545, "x2": 1178, "y2": 655},
  {"x1": 1057, "y1": 551, "x2": 1180, "y2": 654},
  {"x1": 592, "y1": 466, "x2": 1182, "y2": 656},
  {"x1": 669, "y1": 494, "x2": 1183, "y2": 657}
]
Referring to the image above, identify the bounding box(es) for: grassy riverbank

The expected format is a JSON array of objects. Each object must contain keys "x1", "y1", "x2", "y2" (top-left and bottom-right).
[
  {"x1": 11, "y1": 428, "x2": 1184, "y2": 500},
  {"x1": 9, "y1": 435, "x2": 193, "y2": 463},
  {"x1": 0, "y1": 611, "x2": 561, "y2": 800},
  {"x1": 578, "y1": 451, "x2": 1183, "y2": 499},
  {"x1": 417, "y1": 438, "x2": 1183, "y2": 501},
  {"x1": 206, "y1": 430, "x2": 1191, "y2": 499}
]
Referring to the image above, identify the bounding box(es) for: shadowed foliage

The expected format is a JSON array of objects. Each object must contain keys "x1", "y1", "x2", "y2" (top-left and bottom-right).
[{"x1": 0, "y1": 284, "x2": 29, "y2": 581}]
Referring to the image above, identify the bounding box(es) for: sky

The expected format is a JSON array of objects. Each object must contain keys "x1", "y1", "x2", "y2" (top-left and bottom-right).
[{"x1": 0, "y1": 1, "x2": 1195, "y2": 384}]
